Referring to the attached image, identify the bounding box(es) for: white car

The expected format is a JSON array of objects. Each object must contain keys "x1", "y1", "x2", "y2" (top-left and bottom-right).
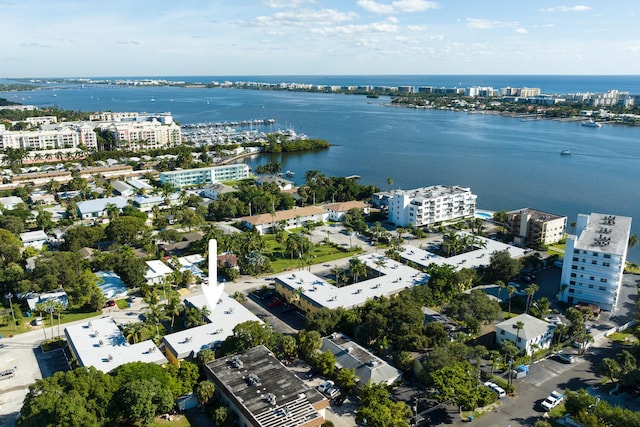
[
  {"x1": 483, "y1": 381, "x2": 506, "y2": 398},
  {"x1": 545, "y1": 316, "x2": 565, "y2": 326},
  {"x1": 541, "y1": 391, "x2": 564, "y2": 411},
  {"x1": 556, "y1": 352, "x2": 575, "y2": 364},
  {"x1": 317, "y1": 380, "x2": 335, "y2": 394}
]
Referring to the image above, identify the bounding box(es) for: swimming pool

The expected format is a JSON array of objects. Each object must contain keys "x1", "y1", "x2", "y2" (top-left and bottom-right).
[{"x1": 475, "y1": 211, "x2": 494, "y2": 220}]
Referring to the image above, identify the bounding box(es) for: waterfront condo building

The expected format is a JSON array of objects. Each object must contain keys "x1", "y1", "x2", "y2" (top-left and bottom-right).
[
  {"x1": 506, "y1": 208, "x2": 567, "y2": 247},
  {"x1": 97, "y1": 120, "x2": 182, "y2": 151},
  {"x1": 387, "y1": 185, "x2": 477, "y2": 227},
  {"x1": 560, "y1": 213, "x2": 632, "y2": 311},
  {"x1": 159, "y1": 164, "x2": 250, "y2": 188}
]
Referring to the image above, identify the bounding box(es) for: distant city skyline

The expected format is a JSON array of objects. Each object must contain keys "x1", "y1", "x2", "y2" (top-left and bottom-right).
[{"x1": 2, "y1": 0, "x2": 640, "y2": 78}]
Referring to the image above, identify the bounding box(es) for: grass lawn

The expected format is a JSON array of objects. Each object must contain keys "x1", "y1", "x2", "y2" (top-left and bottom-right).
[
  {"x1": 115, "y1": 299, "x2": 129, "y2": 309},
  {"x1": 625, "y1": 262, "x2": 640, "y2": 274},
  {"x1": 261, "y1": 233, "x2": 362, "y2": 273},
  {"x1": 547, "y1": 243, "x2": 566, "y2": 257},
  {"x1": 1, "y1": 308, "x2": 100, "y2": 338},
  {"x1": 154, "y1": 414, "x2": 191, "y2": 427}
]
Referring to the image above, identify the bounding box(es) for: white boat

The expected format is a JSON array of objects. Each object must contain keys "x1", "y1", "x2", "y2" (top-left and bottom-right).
[
  {"x1": 581, "y1": 119, "x2": 602, "y2": 128},
  {"x1": 285, "y1": 170, "x2": 295, "y2": 177},
  {"x1": 561, "y1": 150, "x2": 571, "y2": 156}
]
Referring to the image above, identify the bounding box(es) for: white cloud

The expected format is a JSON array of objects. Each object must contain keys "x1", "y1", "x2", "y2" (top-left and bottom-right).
[
  {"x1": 310, "y1": 21, "x2": 398, "y2": 36},
  {"x1": 515, "y1": 27, "x2": 528, "y2": 34},
  {"x1": 629, "y1": 46, "x2": 640, "y2": 54},
  {"x1": 254, "y1": 8, "x2": 356, "y2": 27},
  {"x1": 262, "y1": 0, "x2": 316, "y2": 8},
  {"x1": 540, "y1": 5, "x2": 592, "y2": 12},
  {"x1": 407, "y1": 25, "x2": 427, "y2": 32},
  {"x1": 357, "y1": 0, "x2": 438, "y2": 14},
  {"x1": 466, "y1": 18, "x2": 517, "y2": 30}
]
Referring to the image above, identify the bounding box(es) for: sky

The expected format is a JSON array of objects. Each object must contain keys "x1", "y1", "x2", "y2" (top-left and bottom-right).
[{"x1": 2, "y1": 0, "x2": 640, "y2": 77}]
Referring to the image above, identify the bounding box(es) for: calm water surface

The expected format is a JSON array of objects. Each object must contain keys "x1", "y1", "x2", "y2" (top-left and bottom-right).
[{"x1": 4, "y1": 82, "x2": 640, "y2": 261}]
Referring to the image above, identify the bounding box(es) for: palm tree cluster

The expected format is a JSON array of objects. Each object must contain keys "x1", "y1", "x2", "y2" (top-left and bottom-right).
[{"x1": 441, "y1": 230, "x2": 486, "y2": 257}]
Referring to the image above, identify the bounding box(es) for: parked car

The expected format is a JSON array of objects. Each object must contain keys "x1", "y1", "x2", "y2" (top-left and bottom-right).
[
  {"x1": 326, "y1": 387, "x2": 340, "y2": 398},
  {"x1": 541, "y1": 391, "x2": 564, "y2": 411},
  {"x1": 334, "y1": 394, "x2": 347, "y2": 406},
  {"x1": 105, "y1": 299, "x2": 116, "y2": 307},
  {"x1": 556, "y1": 352, "x2": 575, "y2": 364},
  {"x1": 268, "y1": 297, "x2": 283, "y2": 307},
  {"x1": 545, "y1": 316, "x2": 565, "y2": 326},
  {"x1": 317, "y1": 380, "x2": 335, "y2": 394},
  {"x1": 484, "y1": 381, "x2": 506, "y2": 398},
  {"x1": 572, "y1": 340, "x2": 590, "y2": 350}
]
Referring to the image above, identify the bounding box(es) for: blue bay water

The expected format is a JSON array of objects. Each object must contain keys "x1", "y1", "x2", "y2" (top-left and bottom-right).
[{"x1": 3, "y1": 77, "x2": 640, "y2": 261}]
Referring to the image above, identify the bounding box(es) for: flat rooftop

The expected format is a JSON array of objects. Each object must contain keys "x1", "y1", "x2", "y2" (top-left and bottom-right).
[
  {"x1": 399, "y1": 234, "x2": 527, "y2": 270},
  {"x1": 575, "y1": 213, "x2": 632, "y2": 256},
  {"x1": 65, "y1": 316, "x2": 167, "y2": 373},
  {"x1": 162, "y1": 292, "x2": 261, "y2": 359},
  {"x1": 507, "y1": 207, "x2": 565, "y2": 222},
  {"x1": 206, "y1": 345, "x2": 327, "y2": 427},
  {"x1": 275, "y1": 253, "x2": 429, "y2": 310}
]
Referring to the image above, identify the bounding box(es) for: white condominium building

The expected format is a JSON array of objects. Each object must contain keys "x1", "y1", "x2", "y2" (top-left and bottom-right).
[
  {"x1": 560, "y1": 213, "x2": 632, "y2": 311},
  {"x1": 0, "y1": 123, "x2": 97, "y2": 156},
  {"x1": 388, "y1": 185, "x2": 477, "y2": 227},
  {"x1": 159, "y1": 164, "x2": 251, "y2": 188},
  {"x1": 98, "y1": 120, "x2": 182, "y2": 150}
]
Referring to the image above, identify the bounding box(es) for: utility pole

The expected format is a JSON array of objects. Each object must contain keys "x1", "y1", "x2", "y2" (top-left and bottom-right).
[{"x1": 5, "y1": 293, "x2": 16, "y2": 331}]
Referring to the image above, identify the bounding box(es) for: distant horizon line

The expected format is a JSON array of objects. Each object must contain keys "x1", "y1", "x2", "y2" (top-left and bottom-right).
[{"x1": 4, "y1": 73, "x2": 640, "y2": 79}]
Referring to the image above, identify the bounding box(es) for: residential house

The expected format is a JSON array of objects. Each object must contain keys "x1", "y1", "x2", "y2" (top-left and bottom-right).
[
  {"x1": 76, "y1": 197, "x2": 128, "y2": 219},
  {"x1": 20, "y1": 230, "x2": 49, "y2": 249},
  {"x1": 145, "y1": 260, "x2": 174, "y2": 286},
  {"x1": 323, "y1": 200, "x2": 369, "y2": 222},
  {"x1": 495, "y1": 313, "x2": 555, "y2": 355},
  {"x1": 239, "y1": 206, "x2": 327, "y2": 235},
  {"x1": 321, "y1": 333, "x2": 402, "y2": 387}
]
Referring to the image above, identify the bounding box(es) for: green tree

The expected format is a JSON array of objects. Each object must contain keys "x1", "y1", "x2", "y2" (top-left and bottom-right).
[
  {"x1": 115, "y1": 378, "x2": 174, "y2": 426},
  {"x1": 356, "y1": 383, "x2": 412, "y2": 427},
  {"x1": 484, "y1": 250, "x2": 521, "y2": 283},
  {"x1": 313, "y1": 350, "x2": 336, "y2": 377},
  {"x1": 336, "y1": 367, "x2": 358, "y2": 392},
  {"x1": 600, "y1": 358, "x2": 622, "y2": 383},
  {"x1": 298, "y1": 329, "x2": 322, "y2": 357},
  {"x1": 195, "y1": 381, "x2": 216, "y2": 406},
  {"x1": 105, "y1": 216, "x2": 149, "y2": 247}
]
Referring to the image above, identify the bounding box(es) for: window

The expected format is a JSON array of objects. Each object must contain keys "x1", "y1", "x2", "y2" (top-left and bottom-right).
[
  {"x1": 572, "y1": 266, "x2": 578, "y2": 270},
  {"x1": 517, "y1": 337, "x2": 522, "y2": 343},
  {"x1": 573, "y1": 257, "x2": 579, "y2": 262},
  {"x1": 500, "y1": 330, "x2": 505, "y2": 335},
  {"x1": 574, "y1": 249, "x2": 579, "y2": 254},
  {"x1": 588, "y1": 284, "x2": 594, "y2": 289},
  {"x1": 604, "y1": 254, "x2": 611, "y2": 259},
  {"x1": 599, "y1": 286, "x2": 606, "y2": 291},
  {"x1": 569, "y1": 288, "x2": 575, "y2": 293},
  {"x1": 592, "y1": 260, "x2": 597, "y2": 265},
  {"x1": 592, "y1": 252, "x2": 598, "y2": 257},
  {"x1": 590, "y1": 276, "x2": 595, "y2": 281},
  {"x1": 571, "y1": 273, "x2": 577, "y2": 277},
  {"x1": 603, "y1": 262, "x2": 610, "y2": 267},
  {"x1": 600, "y1": 278, "x2": 608, "y2": 283},
  {"x1": 570, "y1": 281, "x2": 575, "y2": 285}
]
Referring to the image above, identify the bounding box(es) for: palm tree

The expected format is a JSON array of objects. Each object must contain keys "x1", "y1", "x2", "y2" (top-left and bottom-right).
[
  {"x1": 496, "y1": 280, "x2": 506, "y2": 304},
  {"x1": 373, "y1": 258, "x2": 387, "y2": 277},
  {"x1": 200, "y1": 305, "x2": 211, "y2": 324},
  {"x1": 164, "y1": 293, "x2": 183, "y2": 332},
  {"x1": 629, "y1": 234, "x2": 638, "y2": 249},
  {"x1": 506, "y1": 285, "x2": 516, "y2": 318},
  {"x1": 524, "y1": 283, "x2": 539, "y2": 314},
  {"x1": 349, "y1": 257, "x2": 367, "y2": 284},
  {"x1": 554, "y1": 323, "x2": 569, "y2": 345},
  {"x1": 514, "y1": 320, "x2": 525, "y2": 352}
]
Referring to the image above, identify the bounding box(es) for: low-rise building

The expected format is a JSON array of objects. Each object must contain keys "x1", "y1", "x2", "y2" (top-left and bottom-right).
[
  {"x1": 323, "y1": 200, "x2": 369, "y2": 221},
  {"x1": 65, "y1": 317, "x2": 167, "y2": 373},
  {"x1": 204, "y1": 345, "x2": 329, "y2": 427},
  {"x1": 506, "y1": 208, "x2": 567, "y2": 247},
  {"x1": 20, "y1": 230, "x2": 48, "y2": 249},
  {"x1": 559, "y1": 213, "x2": 632, "y2": 311},
  {"x1": 495, "y1": 313, "x2": 555, "y2": 355},
  {"x1": 240, "y1": 206, "x2": 328, "y2": 235},
  {"x1": 322, "y1": 333, "x2": 402, "y2": 387},
  {"x1": 0, "y1": 195, "x2": 24, "y2": 210},
  {"x1": 159, "y1": 164, "x2": 250, "y2": 188},
  {"x1": 76, "y1": 197, "x2": 128, "y2": 219},
  {"x1": 145, "y1": 260, "x2": 174, "y2": 285}
]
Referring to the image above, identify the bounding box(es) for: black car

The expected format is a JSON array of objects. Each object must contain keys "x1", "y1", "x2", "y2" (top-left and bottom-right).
[
  {"x1": 304, "y1": 368, "x2": 317, "y2": 379},
  {"x1": 333, "y1": 394, "x2": 347, "y2": 406}
]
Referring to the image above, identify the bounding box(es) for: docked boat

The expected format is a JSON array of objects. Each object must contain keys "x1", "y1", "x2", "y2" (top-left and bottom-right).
[
  {"x1": 581, "y1": 119, "x2": 602, "y2": 128},
  {"x1": 285, "y1": 170, "x2": 295, "y2": 177},
  {"x1": 561, "y1": 150, "x2": 571, "y2": 156}
]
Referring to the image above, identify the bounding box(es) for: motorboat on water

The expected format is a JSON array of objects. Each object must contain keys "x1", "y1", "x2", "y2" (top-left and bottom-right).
[
  {"x1": 561, "y1": 150, "x2": 571, "y2": 156},
  {"x1": 581, "y1": 119, "x2": 602, "y2": 128}
]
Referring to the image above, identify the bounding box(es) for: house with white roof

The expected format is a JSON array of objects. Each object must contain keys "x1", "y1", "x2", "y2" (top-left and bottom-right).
[
  {"x1": 323, "y1": 201, "x2": 369, "y2": 221},
  {"x1": 0, "y1": 195, "x2": 24, "y2": 210},
  {"x1": 145, "y1": 259, "x2": 174, "y2": 285},
  {"x1": 76, "y1": 196, "x2": 128, "y2": 219},
  {"x1": 111, "y1": 180, "x2": 135, "y2": 197},
  {"x1": 20, "y1": 229, "x2": 48, "y2": 249},
  {"x1": 495, "y1": 313, "x2": 555, "y2": 355}
]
